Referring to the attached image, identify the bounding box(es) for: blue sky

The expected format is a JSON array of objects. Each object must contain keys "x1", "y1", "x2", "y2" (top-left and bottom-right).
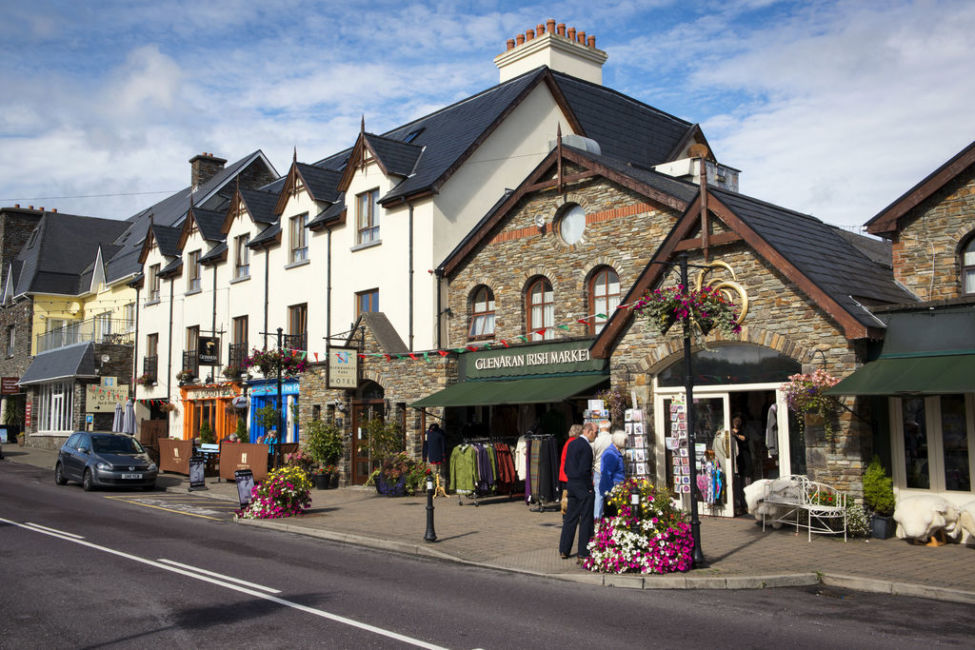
[{"x1": 2, "y1": 0, "x2": 974, "y2": 229}]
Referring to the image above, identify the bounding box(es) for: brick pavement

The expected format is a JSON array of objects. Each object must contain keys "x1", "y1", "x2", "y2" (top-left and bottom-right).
[{"x1": 6, "y1": 444, "x2": 974, "y2": 602}]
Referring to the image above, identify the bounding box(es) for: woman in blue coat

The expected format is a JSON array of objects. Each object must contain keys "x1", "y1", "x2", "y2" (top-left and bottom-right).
[{"x1": 598, "y1": 431, "x2": 627, "y2": 511}]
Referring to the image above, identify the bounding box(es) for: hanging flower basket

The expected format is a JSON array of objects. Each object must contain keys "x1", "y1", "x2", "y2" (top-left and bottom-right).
[
  {"x1": 781, "y1": 369, "x2": 841, "y2": 441},
  {"x1": 632, "y1": 284, "x2": 741, "y2": 345},
  {"x1": 243, "y1": 348, "x2": 308, "y2": 378}
]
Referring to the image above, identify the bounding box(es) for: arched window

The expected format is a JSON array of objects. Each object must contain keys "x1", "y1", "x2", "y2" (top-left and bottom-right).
[
  {"x1": 468, "y1": 286, "x2": 495, "y2": 339},
  {"x1": 962, "y1": 236, "x2": 975, "y2": 295},
  {"x1": 589, "y1": 267, "x2": 620, "y2": 334},
  {"x1": 526, "y1": 277, "x2": 554, "y2": 341}
]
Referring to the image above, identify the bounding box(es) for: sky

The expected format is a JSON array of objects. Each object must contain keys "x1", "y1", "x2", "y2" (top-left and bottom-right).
[{"x1": 1, "y1": 0, "x2": 974, "y2": 231}]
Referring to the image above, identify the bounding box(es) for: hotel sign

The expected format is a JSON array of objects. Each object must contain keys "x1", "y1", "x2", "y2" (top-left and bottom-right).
[
  {"x1": 86, "y1": 385, "x2": 128, "y2": 412},
  {"x1": 461, "y1": 340, "x2": 606, "y2": 380},
  {"x1": 328, "y1": 346, "x2": 359, "y2": 388}
]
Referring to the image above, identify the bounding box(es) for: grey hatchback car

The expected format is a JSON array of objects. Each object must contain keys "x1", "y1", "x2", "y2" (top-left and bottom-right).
[{"x1": 55, "y1": 432, "x2": 158, "y2": 491}]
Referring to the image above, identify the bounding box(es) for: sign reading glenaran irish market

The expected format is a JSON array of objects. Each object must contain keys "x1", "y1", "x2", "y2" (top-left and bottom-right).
[
  {"x1": 461, "y1": 339, "x2": 606, "y2": 380},
  {"x1": 328, "y1": 346, "x2": 359, "y2": 388},
  {"x1": 85, "y1": 385, "x2": 129, "y2": 412}
]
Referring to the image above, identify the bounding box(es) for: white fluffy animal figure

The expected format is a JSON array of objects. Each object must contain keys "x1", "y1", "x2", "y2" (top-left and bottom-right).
[
  {"x1": 957, "y1": 501, "x2": 975, "y2": 544},
  {"x1": 745, "y1": 476, "x2": 805, "y2": 528},
  {"x1": 893, "y1": 495, "x2": 961, "y2": 545},
  {"x1": 744, "y1": 479, "x2": 771, "y2": 515}
]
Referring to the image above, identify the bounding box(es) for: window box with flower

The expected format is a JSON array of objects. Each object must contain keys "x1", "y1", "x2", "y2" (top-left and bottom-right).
[{"x1": 175, "y1": 369, "x2": 196, "y2": 385}]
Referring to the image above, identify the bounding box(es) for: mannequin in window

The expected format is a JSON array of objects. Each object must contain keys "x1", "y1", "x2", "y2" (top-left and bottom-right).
[{"x1": 423, "y1": 422, "x2": 447, "y2": 497}]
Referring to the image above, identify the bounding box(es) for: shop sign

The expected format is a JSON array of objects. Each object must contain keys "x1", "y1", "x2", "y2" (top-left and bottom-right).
[
  {"x1": 185, "y1": 385, "x2": 237, "y2": 400},
  {"x1": 86, "y1": 385, "x2": 129, "y2": 412},
  {"x1": 198, "y1": 337, "x2": 220, "y2": 365},
  {"x1": 461, "y1": 339, "x2": 607, "y2": 380},
  {"x1": 25, "y1": 401, "x2": 32, "y2": 423},
  {"x1": 328, "y1": 346, "x2": 358, "y2": 389},
  {"x1": 1, "y1": 377, "x2": 20, "y2": 394}
]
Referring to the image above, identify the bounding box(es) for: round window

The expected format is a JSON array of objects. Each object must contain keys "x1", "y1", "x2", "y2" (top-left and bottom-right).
[{"x1": 558, "y1": 204, "x2": 586, "y2": 245}]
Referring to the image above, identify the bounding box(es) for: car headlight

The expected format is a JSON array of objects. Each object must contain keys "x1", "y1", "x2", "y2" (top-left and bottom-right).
[
  {"x1": 96, "y1": 461, "x2": 111, "y2": 471},
  {"x1": 146, "y1": 462, "x2": 158, "y2": 472}
]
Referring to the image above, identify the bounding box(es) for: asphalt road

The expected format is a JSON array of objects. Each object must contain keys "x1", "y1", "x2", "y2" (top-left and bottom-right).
[{"x1": 2, "y1": 460, "x2": 974, "y2": 649}]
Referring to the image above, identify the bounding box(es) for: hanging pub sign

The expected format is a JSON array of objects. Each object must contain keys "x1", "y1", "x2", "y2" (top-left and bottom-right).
[
  {"x1": 198, "y1": 337, "x2": 220, "y2": 365},
  {"x1": 1, "y1": 377, "x2": 20, "y2": 394},
  {"x1": 328, "y1": 346, "x2": 359, "y2": 389}
]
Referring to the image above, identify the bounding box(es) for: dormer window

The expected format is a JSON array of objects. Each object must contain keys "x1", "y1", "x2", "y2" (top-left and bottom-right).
[
  {"x1": 234, "y1": 234, "x2": 250, "y2": 279},
  {"x1": 357, "y1": 189, "x2": 380, "y2": 245},
  {"x1": 148, "y1": 264, "x2": 161, "y2": 302},
  {"x1": 962, "y1": 236, "x2": 975, "y2": 295},
  {"x1": 290, "y1": 213, "x2": 308, "y2": 263},
  {"x1": 187, "y1": 250, "x2": 202, "y2": 292}
]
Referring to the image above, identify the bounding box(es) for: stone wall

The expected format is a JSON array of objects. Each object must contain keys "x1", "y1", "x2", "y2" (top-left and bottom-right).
[{"x1": 892, "y1": 164, "x2": 975, "y2": 301}]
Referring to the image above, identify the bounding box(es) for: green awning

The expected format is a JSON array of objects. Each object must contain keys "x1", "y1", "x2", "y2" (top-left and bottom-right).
[
  {"x1": 827, "y1": 354, "x2": 975, "y2": 396},
  {"x1": 411, "y1": 374, "x2": 608, "y2": 408}
]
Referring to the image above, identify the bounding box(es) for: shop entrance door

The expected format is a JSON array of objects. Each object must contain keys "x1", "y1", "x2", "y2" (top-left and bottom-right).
[{"x1": 351, "y1": 400, "x2": 383, "y2": 485}]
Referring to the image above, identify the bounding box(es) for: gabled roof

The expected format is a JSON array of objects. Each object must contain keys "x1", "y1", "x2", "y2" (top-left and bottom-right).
[
  {"x1": 106, "y1": 150, "x2": 277, "y2": 283},
  {"x1": 200, "y1": 241, "x2": 227, "y2": 265},
  {"x1": 158, "y1": 256, "x2": 183, "y2": 278},
  {"x1": 223, "y1": 187, "x2": 280, "y2": 234},
  {"x1": 592, "y1": 186, "x2": 917, "y2": 356},
  {"x1": 177, "y1": 206, "x2": 226, "y2": 250},
  {"x1": 19, "y1": 342, "x2": 97, "y2": 386},
  {"x1": 14, "y1": 213, "x2": 129, "y2": 297},
  {"x1": 338, "y1": 131, "x2": 423, "y2": 191},
  {"x1": 866, "y1": 140, "x2": 975, "y2": 237},
  {"x1": 354, "y1": 312, "x2": 407, "y2": 354},
  {"x1": 439, "y1": 143, "x2": 697, "y2": 277},
  {"x1": 137, "y1": 224, "x2": 181, "y2": 265},
  {"x1": 273, "y1": 158, "x2": 343, "y2": 215}
]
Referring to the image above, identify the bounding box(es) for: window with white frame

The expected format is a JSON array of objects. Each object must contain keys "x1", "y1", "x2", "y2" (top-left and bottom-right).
[
  {"x1": 234, "y1": 234, "x2": 250, "y2": 279},
  {"x1": 95, "y1": 312, "x2": 112, "y2": 343},
  {"x1": 36, "y1": 381, "x2": 74, "y2": 432},
  {"x1": 290, "y1": 214, "x2": 308, "y2": 263},
  {"x1": 589, "y1": 267, "x2": 621, "y2": 335},
  {"x1": 468, "y1": 286, "x2": 495, "y2": 339},
  {"x1": 356, "y1": 189, "x2": 380, "y2": 245},
  {"x1": 187, "y1": 250, "x2": 202, "y2": 292},
  {"x1": 962, "y1": 236, "x2": 975, "y2": 295},
  {"x1": 526, "y1": 277, "x2": 555, "y2": 341},
  {"x1": 123, "y1": 302, "x2": 135, "y2": 332}
]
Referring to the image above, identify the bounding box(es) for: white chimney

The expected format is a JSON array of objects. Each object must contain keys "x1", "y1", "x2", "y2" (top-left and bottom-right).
[{"x1": 494, "y1": 19, "x2": 608, "y2": 85}]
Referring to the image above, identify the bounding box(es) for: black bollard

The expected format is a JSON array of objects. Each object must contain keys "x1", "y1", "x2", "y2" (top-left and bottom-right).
[{"x1": 424, "y1": 474, "x2": 437, "y2": 543}]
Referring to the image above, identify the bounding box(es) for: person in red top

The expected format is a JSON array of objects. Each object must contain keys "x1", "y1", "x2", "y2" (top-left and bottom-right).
[{"x1": 559, "y1": 424, "x2": 583, "y2": 515}]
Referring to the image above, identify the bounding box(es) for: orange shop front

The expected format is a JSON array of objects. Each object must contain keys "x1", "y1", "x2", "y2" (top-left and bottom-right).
[{"x1": 180, "y1": 383, "x2": 243, "y2": 441}]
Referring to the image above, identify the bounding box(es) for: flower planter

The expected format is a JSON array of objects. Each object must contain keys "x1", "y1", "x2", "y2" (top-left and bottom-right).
[
  {"x1": 376, "y1": 474, "x2": 406, "y2": 497},
  {"x1": 871, "y1": 514, "x2": 895, "y2": 539},
  {"x1": 329, "y1": 473, "x2": 339, "y2": 489},
  {"x1": 314, "y1": 472, "x2": 331, "y2": 490}
]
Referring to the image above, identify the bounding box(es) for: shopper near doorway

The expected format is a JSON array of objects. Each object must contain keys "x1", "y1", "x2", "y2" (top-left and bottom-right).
[
  {"x1": 598, "y1": 430, "x2": 627, "y2": 515},
  {"x1": 591, "y1": 422, "x2": 613, "y2": 520},
  {"x1": 559, "y1": 422, "x2": 597, "y2": 561},
  {"x1": 559, "y1": 424, "x2": 583, "y2": 514},
  {"x1": 732, "y1": 415, "x2": 751, "y2": 514}
]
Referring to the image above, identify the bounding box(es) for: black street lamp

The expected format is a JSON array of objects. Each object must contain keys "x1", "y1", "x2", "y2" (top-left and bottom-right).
[
  {"x1": 424, "y1": 473, "x2": 437, "y2": 542},
  {"x1": 275, "y1": 327, "x2": 284, "y2": 469}
]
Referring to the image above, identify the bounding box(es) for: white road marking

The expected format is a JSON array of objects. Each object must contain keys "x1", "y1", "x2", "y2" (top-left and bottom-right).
[
  {"x1": 157, "y1": 558, "x2": 281, "y2": 593},
  {"x1": 24, "y1": 522, "x2": 85, "y2": 539},
  {"x1": 2, "y1": 517, "x2": 447, "y2": 650}
]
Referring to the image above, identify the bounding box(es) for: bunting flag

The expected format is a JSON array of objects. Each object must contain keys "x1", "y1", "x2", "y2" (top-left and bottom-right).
[{"x1": 314, "y1": 352, "x2": 319, "y2": 362}]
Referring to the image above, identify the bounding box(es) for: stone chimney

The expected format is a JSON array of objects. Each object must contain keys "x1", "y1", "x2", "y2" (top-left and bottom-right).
[
  {"x1": 494, "y1": 19, "x2": 608, "y2": 84},
  {"x1": 189, "y1": 152, "x2": 227, "y2": 191}
]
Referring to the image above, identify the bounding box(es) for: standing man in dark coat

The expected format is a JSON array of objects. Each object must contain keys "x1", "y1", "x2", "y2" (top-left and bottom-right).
[{"x1": 559, "y1": 422, "x2": 597, "y2": 560}]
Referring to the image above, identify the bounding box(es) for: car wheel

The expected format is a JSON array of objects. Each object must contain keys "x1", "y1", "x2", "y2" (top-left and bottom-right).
[
  {"x1": 55, "y1": 462, "x2": 68, "y2": 486},
  {"x1": 82, "y1": 469, "x2": 95, "y2": 492}
]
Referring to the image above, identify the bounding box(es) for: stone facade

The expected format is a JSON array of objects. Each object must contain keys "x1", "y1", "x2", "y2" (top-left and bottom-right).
[
  {"x1": 891, "y1": 164, "x2": 975, "y2": 301},
  {"x1": 297, "y1": 321, "x2": 455, "y2": 485}
]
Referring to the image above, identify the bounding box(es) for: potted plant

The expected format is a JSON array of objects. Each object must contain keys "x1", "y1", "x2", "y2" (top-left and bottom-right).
[
  {"x1": 781, "y1": 369, "x2": 841, "y2": 441},
  {"x1": 370, "y1": 452, "x2": 418, "y2": 497},
  {"x1": 136, "y1": 373, "x2": 155, "y2": 388},
  {"x1": 222, "y1": 364, "x2": 243, "y2": 380},
  {"x1": 198, "y1": 421, "x2": 216, "y2": 445},
  {"x1": 176, "y1": 369, "x2": 195, "y2": 385},
  {"x1": 863, "y1": 456, "x2": 896, "y2": 539},
  {"x1": 304, "y1": 420, "x2": 344, "y2": 489},
  {"x1": 243, "y1": 348, "x2": 307, "y2": 378}
]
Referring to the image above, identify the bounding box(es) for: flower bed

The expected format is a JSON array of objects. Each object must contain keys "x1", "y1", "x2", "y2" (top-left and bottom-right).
[
  {"x1": 238, "y1": 465, "x2": 312, "y2": 519},
  {"x1": 583, "y1": 478, "x2": 693, "y2": 574}
]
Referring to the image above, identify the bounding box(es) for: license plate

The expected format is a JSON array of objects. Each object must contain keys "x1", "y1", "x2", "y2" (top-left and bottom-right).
[{"x1": 121, "y1": 473, "x2": 142, "y2": 480}]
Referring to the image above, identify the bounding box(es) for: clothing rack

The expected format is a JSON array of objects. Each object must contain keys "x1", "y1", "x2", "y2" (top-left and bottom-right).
[
  {"x1": 452, "y1": 438, "x2": 518, "y2": 507},
  {"x1": 522, "y1": 433, "x2": 560, "y2": 513}
]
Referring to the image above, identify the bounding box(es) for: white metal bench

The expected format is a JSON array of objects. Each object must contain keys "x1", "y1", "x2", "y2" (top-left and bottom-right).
[{"x1": 760, "y1": 475, "x2": 847, "y2": 542}]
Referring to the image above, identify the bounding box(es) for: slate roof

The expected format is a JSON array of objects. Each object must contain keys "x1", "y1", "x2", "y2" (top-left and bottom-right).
[
  {"x1": 158, "y1": 256, "x2": 183, "y2": 277},
  {"x1": 14, "y1": 213, "x2": 129, "y2": 296},
  {"x1": 308, "y1": 192, "x2": 346, "y2": 229},
  {"x1": 356, "y1": 312, "x2": 407, "y2": 354},
  {"x1": 832, "y1": 228, "x2": 892, "y2": 268},
  {"x1": 249, "y1": 221, "x2": 281, "y2": 248},
  {"x1": 105, "y1": 150, "x2": 277, "y2": 283},
  {"x1": 200, "y1": 241, "x2": 227, "y2": 264},
  {"x1": 296, "y1": 164, "x2": 343, "y2": 204},
  {"x1": 19, "y1": 342, "x2": 97, "y2": 385},
  {"x1": 363, "y1": 134, "x2": 422, "y2": 177},
  {"x1": 711, "y1": 188, "x2": 917, "y2": 328},
  {"x1": 238, "y1": 188, "x2": 279, "y2": 225},
  {"x1": 150, "y1": 224, "x2": 182, "y2": 258},
  {"x1": 187, "y1": 207, "x2": 227, "y2": 242}
]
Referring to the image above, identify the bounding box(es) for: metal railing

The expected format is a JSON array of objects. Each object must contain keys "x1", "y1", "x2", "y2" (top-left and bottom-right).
[
  {"x1": 181, "y1": 351, "x2": 200, "y2": 376},
  {"x1": 142, "y1": 356, "x2": 158, "y2": 383},
  {"x1": 228, "y1": 343, "x2": 248, "y2": 369},
  {"x1": 283, "y1": 333, "x2": 307, "y2": 352},
  {"x1": 36, "y1": 317, "x2": 135, "y2": 354}
]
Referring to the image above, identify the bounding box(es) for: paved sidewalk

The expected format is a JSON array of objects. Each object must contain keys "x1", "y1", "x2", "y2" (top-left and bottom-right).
[{"x1": 5, "y1": 444, "x2": 975, "y2": 603}]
